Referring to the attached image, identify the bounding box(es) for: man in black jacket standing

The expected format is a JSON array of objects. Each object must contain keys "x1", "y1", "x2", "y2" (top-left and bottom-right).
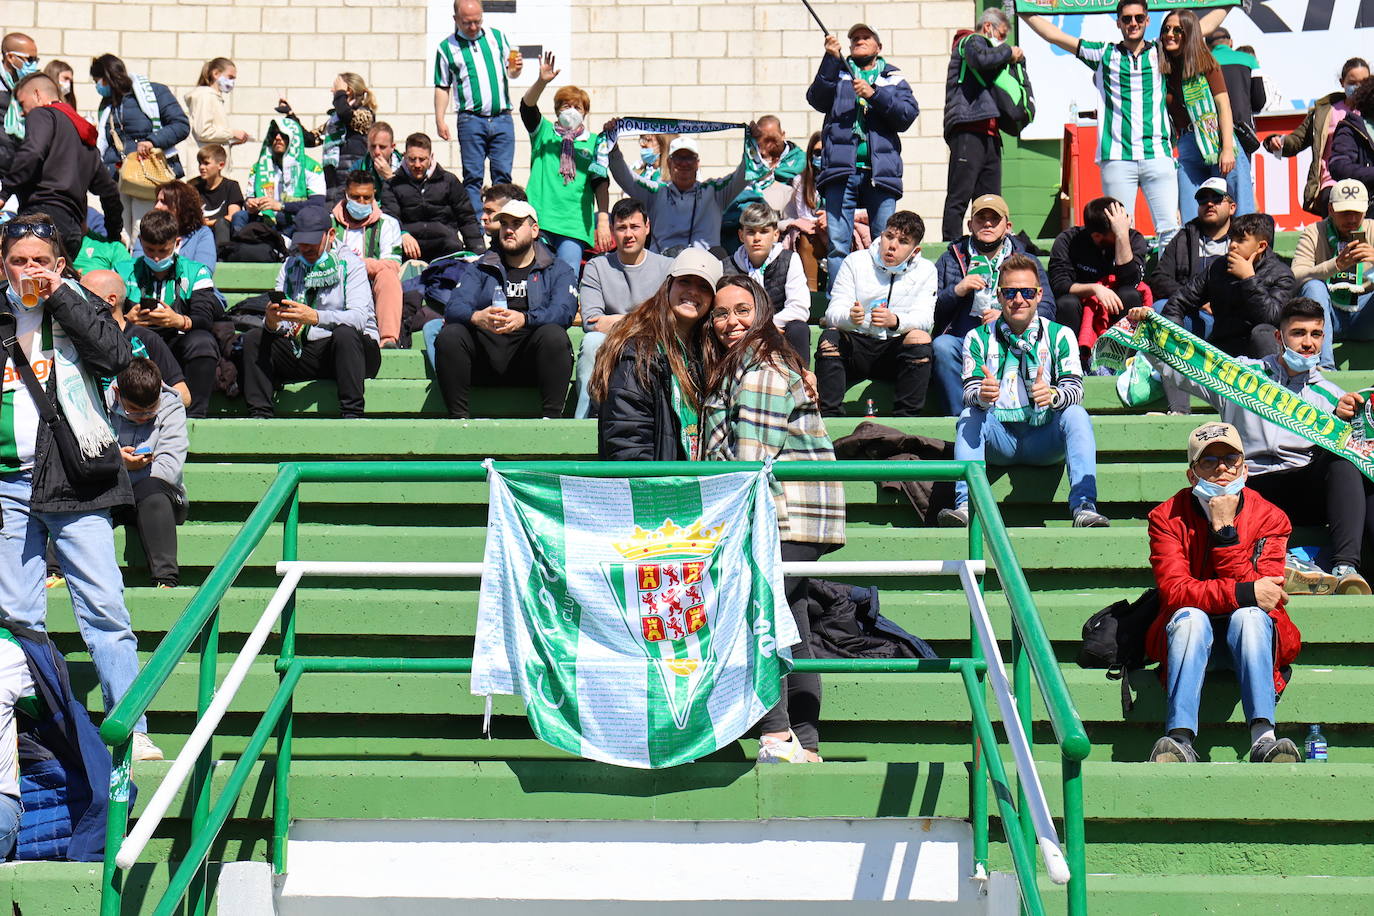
[
  {"x1": 0, "y1": 74, "x2": 121, "y2": 256},
  {"x1": 942, "y1": 8, "x2": 1023, "y2": 242},
  {"x1": 385, "y1": 132, "x2": 485, "y2": 262}
]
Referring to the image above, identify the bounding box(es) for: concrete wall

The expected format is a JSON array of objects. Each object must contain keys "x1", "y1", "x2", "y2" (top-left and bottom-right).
[{"x1": 6, "y1": 0, "x2": 984, "y2": 229}]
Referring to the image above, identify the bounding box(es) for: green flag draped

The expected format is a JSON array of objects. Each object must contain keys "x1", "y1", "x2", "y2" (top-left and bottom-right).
[{"x1": 473, "y1": 467, "x2": 798, "y2": 768}]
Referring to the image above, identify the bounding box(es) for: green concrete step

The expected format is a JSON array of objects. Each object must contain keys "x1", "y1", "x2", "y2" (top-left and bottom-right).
[{"x1": 177, "y1": 415, "x2": 1210, "y2": 459}]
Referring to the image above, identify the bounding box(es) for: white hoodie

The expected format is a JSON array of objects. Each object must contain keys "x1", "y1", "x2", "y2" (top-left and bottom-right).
[{"x1": 824, "y1": 246, "x2": 938, "y2": 340}]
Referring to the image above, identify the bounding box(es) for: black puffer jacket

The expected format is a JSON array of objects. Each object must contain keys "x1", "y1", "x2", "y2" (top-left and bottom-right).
[
  {"x1": 1162, "y1": 250, "x2": 1296, "y2": 347},
  {"x1": 943, "y1": 32, "x2": 1013, "y2": 136},
  {"x1": 1148, "y1": 218, "x2": 1224, "y2": 303},
  {"x1": 384, "y1": 162, "x2": 485, "y2": 253},
  {"x1": 1328, "y1": 111, "x2": 1374, "y2": 206},
  {"x1": 0, "y1": 282, "x2": 133, "y2": 512},
  {"x1": 597, "y1": 340, "x2": 692, "y2": 462}
]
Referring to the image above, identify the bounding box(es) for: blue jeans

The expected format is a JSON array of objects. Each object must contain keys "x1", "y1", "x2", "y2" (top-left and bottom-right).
[
  {"x1": 422, "y1": 318, "x2": 444, "y2": 373},
  {"x1": 0, "y1": 793, "x2": 18, "y2": 861},
  {"x1": 1152, "y1": 297, "x2": 1215, "y2": 339},
  {"x1": 821, "y1": 170, "x2": 899, "y2": 290},
  {"x1": 1165, "y1": 605, "x2": 1276, "y2": 735},
  {"x1": 1301, "y1": 278, "x2": 1374, "y2": 369},
  {"x1": 1177, "y1": 132, "x2": 1256, "y2": 223},
  {"x1": 953, "y1": 404, "x2": 1099, "y2": 514},
  {"x1": 933, "y1": 333, "x2": 967, "y2": 417},
  {"x1": 543, "y1": 232, "x2": 585, "y2": 275},
  {"x1": 1100, "y1": 157, "x2": 1180, "y2": 248},
  {"x1": 573, "y1": 330, "x2": 607, "y2": 419},
  {"x1": 455, "y1": 111, "x2": 515, "y2": 217},
  {"x1": 0, "y1": 473, "x2": 146, "y2": 734}
]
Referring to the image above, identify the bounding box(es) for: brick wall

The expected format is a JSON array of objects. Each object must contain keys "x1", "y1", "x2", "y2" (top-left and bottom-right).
[{"x1": 7, "y1": 0, "x2": 975, "y2": 230}]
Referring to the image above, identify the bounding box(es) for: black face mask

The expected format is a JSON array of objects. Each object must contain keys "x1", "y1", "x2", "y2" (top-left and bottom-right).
[
  {"x1": 851, "y1": 53, "x2": 876, "y2": 68},
  {"x1": 973, "y1": 234, "x2": 1004, "y2": 255}
]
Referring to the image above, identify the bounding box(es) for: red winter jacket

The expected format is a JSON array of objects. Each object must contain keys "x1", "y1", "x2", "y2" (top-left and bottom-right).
[{"x1": 1145, "y1": 488, "x2": 1301, "y2": 695}]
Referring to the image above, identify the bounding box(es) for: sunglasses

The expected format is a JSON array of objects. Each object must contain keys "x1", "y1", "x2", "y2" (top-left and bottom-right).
[
  {"x1": 1194, "y1": 452, "x2": 1243, "y2": 473},
  {"x1": 1161, "y1": 25, "x2": 1185, "y2": 36},
  {"x1": 6, "y1": 52, "x2": 37, "y2": 64},
  {"x1": 997, "y1": 287, "x2": 1039, "y2": 302},
  {"x1": 1196, "y1": 193, "x2": 1227, "y2": 206},
  {"x1": 2, "y1": 222, "x2": 57, "y2": 240},
  {"x1": 1119, "y1": 14, "x2": 1147, "y2": 24}
]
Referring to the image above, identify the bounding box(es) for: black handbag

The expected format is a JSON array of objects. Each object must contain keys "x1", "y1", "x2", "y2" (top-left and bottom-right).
[
  {"x1": 1235, "y1": 122, "x2": 1261, "y2": 157},
  {"x1": 0, "y1": 312, "x2": 122, "y2": 484}
]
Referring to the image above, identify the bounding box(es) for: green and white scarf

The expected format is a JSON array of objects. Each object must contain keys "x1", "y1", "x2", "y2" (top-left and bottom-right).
[
  {"x1": 1, "y1": 65, "x2": 23, "y2": 141},
  {"x1": 1181, "y1": 72, "x2": 1222, "y2": 165},
  {"x1": 284, "y1": 250, "x2": 345, "y2": 303},
  {"x1": 966, "y1": 237, "x2": 1011, "y2": 318},
  {"x1": 252, "y1": 118, "x2": 323, "y2": 218},
  {"x1": 987, "y1": 316, "x2": 1053, "y2": 426},
  {"x1": 1325, "y1": 221, "x2": 1368, "y2": 312}
]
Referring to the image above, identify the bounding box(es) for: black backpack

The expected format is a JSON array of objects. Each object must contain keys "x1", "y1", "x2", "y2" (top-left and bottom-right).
[{"x1": 1077, "y1": 589, "x2": 1159, "y2": 715}]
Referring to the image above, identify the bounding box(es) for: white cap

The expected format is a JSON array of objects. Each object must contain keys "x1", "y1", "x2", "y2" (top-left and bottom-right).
[
  {"x1": 494, "y1": 199, "x2": 538, "y2": 222},
  {"x1": 1194, "y1": 177, "x2": 1230, "y2": 200},
  {"x1": 667, "y1": 248, "x2": 722, "y2": 287},
  {"x1": 668, "y1": 136, "x2": 699, "y2": 158}
]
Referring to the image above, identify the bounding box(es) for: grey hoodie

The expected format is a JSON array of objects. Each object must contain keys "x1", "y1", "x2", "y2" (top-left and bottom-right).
[
  {"x1": 1163, "y1": 354, "x2": 1346, "y2": 476},
  {"x1": 106, "y1": 383, "x2": 188, "y2": 498}
]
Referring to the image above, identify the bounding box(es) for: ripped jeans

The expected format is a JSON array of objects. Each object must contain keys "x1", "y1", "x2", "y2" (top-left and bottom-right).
[{"x1": 1164, "y1": 605, "x2": 1276, "y2": 735}]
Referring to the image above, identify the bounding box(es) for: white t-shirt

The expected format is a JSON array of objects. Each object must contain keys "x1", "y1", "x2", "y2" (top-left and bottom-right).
[
  {"x1": 0, "y1": 638, "x2": 36, "y2": 800},
  {"x1": 0, "y1": 307, "x2": 52, "y2": 473}
]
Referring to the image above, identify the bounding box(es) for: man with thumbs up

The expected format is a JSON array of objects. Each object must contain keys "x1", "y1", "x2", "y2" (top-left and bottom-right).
[{"x1": 939, "y1": 253, "x2": 1107, "y2": 528}]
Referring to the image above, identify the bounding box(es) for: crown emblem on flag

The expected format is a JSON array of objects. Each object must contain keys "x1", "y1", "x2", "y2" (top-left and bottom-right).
[{"x1": 612, "y1": 519, "x2": 723, "y2": 561}]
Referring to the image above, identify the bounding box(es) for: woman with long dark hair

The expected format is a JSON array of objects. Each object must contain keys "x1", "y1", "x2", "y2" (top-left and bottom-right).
[
  {"x1": 1159, "y1": 9, "x2": 1238, "y2": 222},
  {"x1": 782, "y1": 130, "x2": 826, "y2": 291},
  {"x1": 91, "y1": 53, "x2": 190, "y2": 237},
  {"x1": 1326, "y1": 76, "x2": 1374, "y2": 217},
  {"x1": 1266, "y1": 57, "x2": 1370, "y2": 218},
  {"x1": 591, "y1": 250, "x2": 721, "y2": 460},
  {"x1": 699, "y1": 275, "x2": 845, "y2": 763}
]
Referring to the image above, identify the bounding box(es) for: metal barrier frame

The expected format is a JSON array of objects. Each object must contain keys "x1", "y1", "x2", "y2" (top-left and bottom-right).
[{"x1": 97, "y1": 460, "x2": 1091, "y2": 916}]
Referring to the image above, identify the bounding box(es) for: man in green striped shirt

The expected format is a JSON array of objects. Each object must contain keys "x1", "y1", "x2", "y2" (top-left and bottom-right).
[
  {"x1": 433, "y1": 0, "x2": 524, "y2": 215},
  {"x1": 1022, "y1": 3, "x2": 1230, "y2": 248}
]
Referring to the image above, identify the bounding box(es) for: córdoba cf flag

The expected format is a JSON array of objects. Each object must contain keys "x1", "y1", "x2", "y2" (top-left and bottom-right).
[{"x1": 472, "y1": 467, "x2": 798, "y2": 768}]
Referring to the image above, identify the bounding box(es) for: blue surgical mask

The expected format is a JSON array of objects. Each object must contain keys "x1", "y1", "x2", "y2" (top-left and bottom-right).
[
  {"x1": 1193, "y1": 475, "x2": 1246, "y2": 502},
  {"x1": 810, "y1": 154, "x2": 822, "y2": 169},
  {"x1": 11, "y1": 58, "x2": 38, "y2": 80},
  {"x1": 345, "y1": 199, "x2": 373, "y2": 221},
  {"x1": 1346, "y1": 83, "x2": 1360, "y2": 98},
  {"x1": 639, "y1": 147, "x2": 658, "y2": 166},
  {"x1": 95, "y1": 82, "x2": 111, "y2": 98},
  {"x1": 142, "y1": 254, "x2": 174, "y2": 273},
  {"x1": 1281, "y1": 347, "x2": 1320, "y2": 373}
]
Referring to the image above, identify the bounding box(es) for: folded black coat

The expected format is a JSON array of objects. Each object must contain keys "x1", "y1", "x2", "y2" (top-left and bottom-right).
[
  {"x1": 806, "y1": 579, "x2": 937, "y2": 661},
  {"x1": 831, "y1": 420, "x2": 956, "y2": 524}
]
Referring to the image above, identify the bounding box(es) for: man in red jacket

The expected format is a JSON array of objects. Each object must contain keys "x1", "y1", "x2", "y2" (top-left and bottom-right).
[{"x1": 1145, "y1": 422, "x2": 1303, "y2": 764}]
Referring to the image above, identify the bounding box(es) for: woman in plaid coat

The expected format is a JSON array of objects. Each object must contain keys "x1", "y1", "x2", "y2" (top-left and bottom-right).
[{"x1": 699, "y1": 275, "x2": 846, "y2": 764}]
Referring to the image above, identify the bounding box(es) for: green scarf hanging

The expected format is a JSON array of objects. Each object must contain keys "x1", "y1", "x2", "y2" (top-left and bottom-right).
[
  {"x1": 251, "y1": 118, "x2": 323, "y2": 218},
  {"x1": 284, "y1": 250, "x2": 345, "y2": 303},
  {"x1": 1181, "y1": 72, "x2": 1221, "y2": 165},
  {"x1": 1, "y1": 65, "x2": 23, "y2": 141}
]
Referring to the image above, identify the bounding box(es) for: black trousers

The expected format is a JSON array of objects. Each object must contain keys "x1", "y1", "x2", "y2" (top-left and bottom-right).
[
  {"x1": 154, "y1": 329, "x2": 220, "y2": 419},
  {"x1": 120, "y1": 477, "x2": 186, "y2": 586},
  {"x1": 815, "y1": 329, "x2": 932, "y2": 417},
  {"x1": 240, "y1": 325, "x2": 381, "y2": 418},
  {"x1": 433, "y1": 322, "x2": 573, "y2": 418},
  {"x1": 403, "y1": 221, "x2": 465, "y2": 262},
  {"x1": 1247, "y1": 452, "x2": 1374, "y2": 570},
  {"x1": 757, "y1": 540, "x2": 825, "y2": 751},
  {"x1": 782, "y1": 319, "x2": 811, "y2": 369},
  {"x1": 1053, "y1": 287, "x2": 1142, "y2": 334},
  {"x1": 941, "y1": 131, "x2": 1002, "y2": 242}
]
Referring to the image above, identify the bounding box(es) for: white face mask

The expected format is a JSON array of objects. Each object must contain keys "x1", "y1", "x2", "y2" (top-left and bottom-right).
[
  {"x1": 217, "y1": 75, "x2": 235, "y2": 94},
  {"x1": 556, "y1": 107, "x2": 583, "y2": 131},
  {"x1": 59, "y1": 79, "x2": 72, "y2": 95}
]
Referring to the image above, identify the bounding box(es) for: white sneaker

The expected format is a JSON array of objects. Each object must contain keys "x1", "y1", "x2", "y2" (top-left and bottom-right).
[
  {"x1": 132, "y1": 732, "x2": 164, "y2": 762},
  {"x1": 757, "y1": 732, "x2": 808, "y2": 764}
]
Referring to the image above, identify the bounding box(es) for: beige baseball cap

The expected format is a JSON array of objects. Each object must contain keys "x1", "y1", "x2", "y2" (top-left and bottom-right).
[
  {"x1": 667, "y1": 248, "x2": 723, "y2": 288},
  {"x1": 971, "y1": 194, "x2": 1010, "y2": 221},
  {"x1": 1187, "y1": 422, "x2": 1245, "y2": 465},
  {"x1": 495, "y1": 200, "x2": 538, "y2": 222},
  {"x1": 1330, "y1": 179, "x2": 1370, "y2": 213}
]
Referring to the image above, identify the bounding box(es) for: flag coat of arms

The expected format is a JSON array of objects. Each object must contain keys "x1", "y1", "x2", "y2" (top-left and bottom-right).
[{"x1": 472, "y1": 467, "x2": 799, "y2": 768}]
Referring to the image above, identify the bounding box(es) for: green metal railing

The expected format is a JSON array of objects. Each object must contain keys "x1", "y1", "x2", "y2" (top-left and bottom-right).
[{"x1": 98, "y1": 460, "x2": 1091, "y2": 916}]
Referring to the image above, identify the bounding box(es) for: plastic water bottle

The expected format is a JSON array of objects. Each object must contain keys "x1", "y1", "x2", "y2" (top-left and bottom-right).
[
  {"x1": 1305, "y1": 724, "x2": 1328, "y2": 762},
  {"x1": 492, "y1": 283, "x2": 508, "y2": 312}
]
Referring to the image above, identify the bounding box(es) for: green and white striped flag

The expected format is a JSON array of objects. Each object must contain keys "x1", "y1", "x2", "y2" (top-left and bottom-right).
[{"x1": 473, "y1": 467, "x2": 798, "y2": 768}]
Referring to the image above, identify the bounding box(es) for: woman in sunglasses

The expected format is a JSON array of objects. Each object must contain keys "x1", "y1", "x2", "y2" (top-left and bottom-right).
[
  {"x1": 1159, "y1": 10, "x2": 1241, "y2": 223},
  {"x1": 698, "y1": 275, "x2": 845, "y2": 763},
  {"x1": 0, "y1": 213, "x2": 162, "y2": 762}
]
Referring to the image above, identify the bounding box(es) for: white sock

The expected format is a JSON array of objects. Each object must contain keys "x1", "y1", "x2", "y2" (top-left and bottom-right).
[
  {"x1": 1250, "y1": 720, "x2": 1275, "y2": 745},
  {"x1": 1168, "y1": 728, "x2": 1194, "y2": 746}
]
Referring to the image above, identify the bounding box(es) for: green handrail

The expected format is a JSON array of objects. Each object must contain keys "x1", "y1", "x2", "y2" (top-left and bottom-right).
[{"x1": 100, "y1": 458, "x2": 1090, "y2": 916}]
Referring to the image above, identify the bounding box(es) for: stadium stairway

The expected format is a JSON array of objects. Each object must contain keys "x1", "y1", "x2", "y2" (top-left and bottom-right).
[{"x1": 9, "y1": 259, "x2": 1374, "y2": 913}]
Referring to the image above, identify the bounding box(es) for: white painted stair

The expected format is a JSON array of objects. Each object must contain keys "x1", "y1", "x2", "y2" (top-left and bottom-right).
[{"x1": 272, "y1": 818, "x2": 1019, "y2": 914}]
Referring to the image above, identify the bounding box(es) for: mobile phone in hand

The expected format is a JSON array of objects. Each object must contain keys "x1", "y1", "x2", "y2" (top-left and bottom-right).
[
  {"x1": 133, "y1": 444, "x2": 152, "y2": 456},
  {"x1": 269, "y1": 291, "x2": 285, "y2": 305}
]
